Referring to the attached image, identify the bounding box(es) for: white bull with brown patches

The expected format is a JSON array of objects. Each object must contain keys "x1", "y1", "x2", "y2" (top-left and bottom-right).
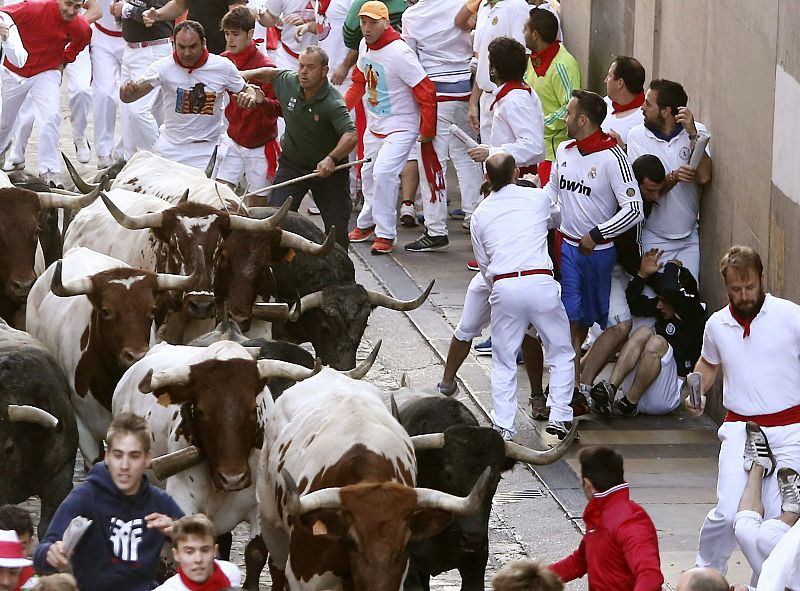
[{"x1": 257, "y1": 369, "x2": 492, "y2": 591}]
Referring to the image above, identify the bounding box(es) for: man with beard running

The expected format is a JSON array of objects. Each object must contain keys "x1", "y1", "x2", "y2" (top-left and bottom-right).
[{"x1": 686, "y1": 245, "x2": 800, "y2": 577}]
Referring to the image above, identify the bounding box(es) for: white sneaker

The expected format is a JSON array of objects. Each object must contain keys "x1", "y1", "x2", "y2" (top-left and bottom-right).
[
  {"x1": 1, "y1": 157, "x2": 24, "y2": 172},
  {"x1": 399, "y1": 202, "x2": 417, "y2": 226},
  {"x1": 492, "y1": 425, "x2": 515, "y2": 441},
  {"x1": 97, "y1": 155, "x2": 114, "y2": 169},
  {"x1": 40, "y1": 170, "x2": 63, "y2": 189},
  {"x1": 74, "y1": 137, "x2": 91, "y2": 164}
]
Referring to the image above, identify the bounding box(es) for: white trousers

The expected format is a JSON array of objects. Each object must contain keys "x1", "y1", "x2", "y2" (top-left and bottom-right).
[
  {"x1": 120, "y1": 42, "x2": 171, "y2": 158},
  {"x1": 489, "y1": 275, "x2": 575, "y2": 430},
  {"x1": 478, "y1": 90, "x2": 493, "y2": 144},
  {"x1": 642, "y1": 227, "x2": 700, "y2": 283},
  {"x1": 756, "y1": 520, "x2": 800, "y2": 591},
  {"x1": 734, "y1": 511, "x2": 790, "y2": 581},
  {"x1": 417, "y1": 100, "x2": 483, "y2": 235},
  {"x1": 0, "y1": 69, "x2": 61, "y2": 173},
  {"x1": 357, "y1": 129, "x2": 418, "y2": 240},
  {"x1": 154, "y1": 136, "x2": 217, "y2": 170},
  {"x1": 696, "y1": 421, "x2": 800, "y2": 574},
  {"x1": 213, "y1": 134, "x2": 270, "y2": 192},
  {"x1": 91, "y1": 29, "x2": 125, "y2": 158}
]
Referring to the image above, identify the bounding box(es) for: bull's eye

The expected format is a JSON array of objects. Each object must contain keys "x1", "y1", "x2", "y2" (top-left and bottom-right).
[{"x1": 100, "y1": 307, "x2": 114, "y2": 320}]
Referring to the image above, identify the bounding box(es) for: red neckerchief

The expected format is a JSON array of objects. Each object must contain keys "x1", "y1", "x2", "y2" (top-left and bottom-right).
[
  {"x1": 565, "y1": 128, "x2": 618, "y2": 155},
  {"x1": 611, "y1": 91, "x2": 645, "y2": 114},
  {"x1": 177, "y1": 562, "x2": 231, "y2": 591},
  {"x1": 366, "y1": 25, "x2": 402, "y2": 50},
  {"x1": 173, "y1": 48, "x2": 210, "y2": 74},
  {"x1": 223, "y1": 42, "x2": 259, "y2": 69},
  {"x1": 490, "y1": 81, "x2": 530, "y2": 111},
  {"x1": 529, "y1": 40, "x2": 560, "y2": 77},
  {"x1": 421, "y1": 141, "x2": 445, "y2": 203},
  {"x1": 729, "y1": 304, "x2": 754, "y2": 339}
]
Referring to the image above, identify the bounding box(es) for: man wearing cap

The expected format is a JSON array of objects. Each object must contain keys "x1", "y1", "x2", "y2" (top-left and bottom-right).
[
  {"x1": 344, "y1": 0, "x2": 437, "y2": 255},
  {"x1": 0, "y1": 530, "x2": 32, "y2": 591}
]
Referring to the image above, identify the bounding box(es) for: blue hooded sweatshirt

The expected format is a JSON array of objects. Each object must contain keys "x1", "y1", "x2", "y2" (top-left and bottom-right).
[{"x1": 34, "y1": 462, "x2": 184, "y2": 591}]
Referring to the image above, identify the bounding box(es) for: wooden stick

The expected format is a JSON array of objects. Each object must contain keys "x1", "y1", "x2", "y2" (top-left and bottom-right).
[{"x1": 243, "y1": 157, "x2": 371, "y2": 200}]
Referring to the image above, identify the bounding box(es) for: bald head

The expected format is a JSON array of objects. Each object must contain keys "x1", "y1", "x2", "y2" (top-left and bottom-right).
[
  {"x1": 485, "y1": 152, "x2": 517, "y2": 192},
  {"x1": 676, "y1": 568, "x2": 729, "y2": 591}
]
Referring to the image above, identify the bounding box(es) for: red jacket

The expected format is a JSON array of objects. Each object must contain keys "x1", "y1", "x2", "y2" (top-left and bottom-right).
[
  {"x1": 549, "y1": 483, "x2": 664, "y2": 591},
  {"x1": 222, "y1": 42, "x2": 281, "y2": 148},
  {"x1": 2, "y1": 0, "x2": 91, "y2": 78}
]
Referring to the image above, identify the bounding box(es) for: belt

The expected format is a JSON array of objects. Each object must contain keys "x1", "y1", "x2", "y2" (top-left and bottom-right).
[
  {"x1": 281, "y1": 41, "x2": 300, "y2": 59},
  {"x1": 126, "y1": 38, "x2": 171, "y2": 49},
  {"x1": 95, "y1": 22, "x2": 123, "y2": 37},
  {"x1": 493, "y1": 269, "x2": 553, "y2": 283}
]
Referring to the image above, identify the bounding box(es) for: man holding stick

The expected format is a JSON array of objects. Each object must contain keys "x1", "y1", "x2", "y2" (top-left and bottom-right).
[{"x1": 242, "y1": 45, "x2": 357, "y2": 247}]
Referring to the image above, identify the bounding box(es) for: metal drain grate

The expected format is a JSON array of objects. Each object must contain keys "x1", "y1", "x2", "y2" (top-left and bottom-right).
[{"x1": 492, "y1": 488, "x2": 547, "y2": 505}]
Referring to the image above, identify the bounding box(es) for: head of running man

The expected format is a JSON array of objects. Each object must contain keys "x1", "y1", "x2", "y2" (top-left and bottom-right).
[
  {"x1": 174, "y1": 21, "x2": 208, "y2": 67},
  {"x1": 487, "y1": 37, "x2": 527, "y2": 86},
  {"x1": 57, "y1": 0, "x2": 83, "y2": 21},
  {"x1": 605, "y1": 56, "x2": 645, "y2": 104},
  {"x1": 675, "y1": 567, "x2": 729, "y2": 591},
  {"x1": 358, "y1": 1, "x2": 389, "y2": 45},
  {"x1": 104, "y1": 413, "x2": 152, "y2": 496},
  {"x1": 171, "y1": 515, "x2": 218, "y2": 585},
  {"x1": 484, "y1": 152, "x2": 517, "y2": 193},
  {"x1": 523, "y1": 8, "x2": 558, "y2": 53},
  {"x1": 565, "y1": 90, "x2": 606, "y2": 141},
  {"x1": 298, "y1": 47, "x2": 330, "y2": 95},
  {"x1": 221, "y1": 6, "x2": 255, "y2": 55},
  {"x1": 642, "y1": 79, "x2": 688, "y2": 132},
  {"x1": 719, "y1": 246, "x2": 766, "y2": 321}
]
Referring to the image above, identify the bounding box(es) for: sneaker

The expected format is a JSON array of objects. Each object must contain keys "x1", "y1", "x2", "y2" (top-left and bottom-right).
[
  {"x1": 400, "y1": 202, "x2": 417, "y2": 226},
  {"x1": 473, "y1": 337, "x2": 492, "y2": 355},
  {"x1": 462, "y1": 218, "x2": 471, "y2": 231},
  {"x1": 529, "y1": 393, "x2": 549, "y2": 420},
  {"x1": 493, "y1": 424, "x2": 515, "y2": 441},
  {"x1": 307, "y1": 205, "x2": 321, "y2": 215},
  {"x1": 2, "y1": 157, "x2": 24, "y2": 172},
  {"x1": 743, "y1": 421, "x2": 776, "y2": 476},
  {"x1": 777, "y1": 467, "x2": 800, "y2": 514},
  {"x1": 74, "y1": 137, "x2": 91, "y2": 164},
  {"x1": 570, "y1": 388, "x2": 590, "y2": 417},
  {"x1": 545, "y1": 419, "x2": 579, "y2": 442},
  {"x1": 589, "y1": 381, "x2": 616, "y2": 416},
  {"x1": 404, "y1": 233, "x2": 449, "y2": 252},
  {"x1": 611, "y1": 396, "x2": 639, "y2": 417},
  {"x1": 348, "y1": 226, "x2": 375, "y2": 243},
  {"x1": 467, "y1": 259, "x2": 479, "y2": 271},
  {"x1": 437, "y1": 381, "x2": 458, "y2": 396},
  {"x1": 40, "y1": 171, "x2": 64, "y2": 189},
  {"x1": 449, "y1": 208, "x2": 465, "y2": 220},
  {"x1": 97, "y1": 154, "x2": 114, "y2": 169},
  {"x1": 370, "y1": 237, "x2": 394, "y2": 255}
]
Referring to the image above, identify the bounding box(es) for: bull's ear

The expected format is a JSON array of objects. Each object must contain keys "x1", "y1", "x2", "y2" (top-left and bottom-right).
[
  {"x1": 298, "y1": 509, "x2": 348, "y2": 538},
  {"x1": 408, "y1": 509, "x2": 452, "y2": 540}
]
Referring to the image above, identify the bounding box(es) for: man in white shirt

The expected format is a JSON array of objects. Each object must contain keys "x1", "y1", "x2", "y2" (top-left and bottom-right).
[
  {"x1": 257, "y1": 0, "x2": 317, "y2": 69},
  {"x1": 686, "y1": 245, "x2": 800, "y2": 576},
  {"x1": 470, "y1": 151, "x2": 573, "y2": 440},
  {"x1": 120, "y1": 20, "x2": 259, "y2": 169}
]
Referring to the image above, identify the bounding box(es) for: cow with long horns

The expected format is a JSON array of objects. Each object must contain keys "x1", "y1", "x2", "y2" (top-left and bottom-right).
[{"x1": 25, "y1": 246, "x2": 204, "y2": 465}]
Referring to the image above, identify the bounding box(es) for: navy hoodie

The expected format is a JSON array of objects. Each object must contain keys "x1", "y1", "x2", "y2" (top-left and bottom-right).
[{"x1": 34, "y1": 462, "x2": 184, "y2": 591}]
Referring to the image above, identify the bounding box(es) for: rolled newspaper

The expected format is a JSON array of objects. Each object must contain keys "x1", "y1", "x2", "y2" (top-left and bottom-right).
[
  {"x1": 688, "y1": 132, "x2": 710, "y2": 170},
  {"x1": 448, "y1": 124, "x2": 479, "y2": 149},
  {"x1": 686, "y1": 372, "x2": 702, "y2": 410},
  {"x1": 62, "y1": 516, "x2": 92, "y2": 558}
]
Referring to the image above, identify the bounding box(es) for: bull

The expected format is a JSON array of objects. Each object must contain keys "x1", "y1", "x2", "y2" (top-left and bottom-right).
[
  {"x1": 0, "y1": 319, "x2": 78, "y2": 537},
  {"x1": 25, "y1": 246, "x2": 203, "y2": 465}
]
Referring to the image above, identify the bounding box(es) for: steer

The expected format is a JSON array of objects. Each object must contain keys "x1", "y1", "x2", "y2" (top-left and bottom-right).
[
  {"x1": 25, "y1": 246, "x2": 203, "y2": 465},
  {"x1": 257, "y1": 369, "x2": 492, "y2": 591},
  {"x1": 394, "y1": 390, "x2": 577, "y2": 591},
  {"x1": 0, "y1": 319, "x2": 78, "y2": 537}
]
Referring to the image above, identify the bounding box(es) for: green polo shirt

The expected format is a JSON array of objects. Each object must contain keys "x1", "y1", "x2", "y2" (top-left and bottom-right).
[{"x1": 272, "y1": 70, "x2": 356, "y2": 170}]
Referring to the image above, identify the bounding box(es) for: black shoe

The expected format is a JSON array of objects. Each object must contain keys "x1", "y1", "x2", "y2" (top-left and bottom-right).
[
  {"x1": 529, "y1": 393, "x2": 549, "y2": 420},
  {"x1": 589, "y1": 381, "x2": 616, "y2": 416},
  {"x1": 611, "y1": 396, "x2": 638, "y2": 417},
  {"x1": 545, "y1": 420, "x2": 580, "y2": 442},
  {"x1": 404, "y1": 233, "x2": 449, "y2": 252},
  {"x1": 570, "y1": 388, "x2": 590, "y2": 417}
]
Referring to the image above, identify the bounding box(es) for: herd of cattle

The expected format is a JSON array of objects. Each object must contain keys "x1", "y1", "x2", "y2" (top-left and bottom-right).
[{"x1": 0, "y1": 152, "x2": 577, "y2": 590}]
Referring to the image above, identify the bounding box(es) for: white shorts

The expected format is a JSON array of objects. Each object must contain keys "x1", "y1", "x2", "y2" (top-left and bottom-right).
[
  {"x1": 620, "y1": 343, "x2": 682, "y2": 415},
  {"x1": 213, "y1": 134, "x2": 271, "y2": 192},
  {"x1": 607, "y1": 264, "x2": 632, "y2": 327}
]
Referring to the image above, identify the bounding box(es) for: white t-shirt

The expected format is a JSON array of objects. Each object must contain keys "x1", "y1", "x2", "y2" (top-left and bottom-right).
[
  {"x1": 356, "y1": 37, "x2": 427, "y2": 135},
  {"x1": 627, "y1": 121, "x2": 710, "y2": 240},
  {"x1": 473, "y1": 0, "x2": 530, "y2": 93},
  {"x1": 93, "y1": 0, "x2": 122, "y2": 34},
  {"x1": 601, "y1": 96, "x2": 644, "y2": 145},
  {"x1": 154, "y1": 560, "x2": 241, "y2": 591},
  {"x1": 265, "y1": 0, "x2": 317, "y2": 57},
  {"x1": 317, "y1": 0, "x2": 353, "y2": 91},
  {"x1": 487, "y1": 85, "x2": 545, "y2": 167},
  {"x1": 701, "y1": 294, "x2": 800, "y2": 416},
  {"x1": 145, "y1": 54, "x2": 246, "y2": 144}
]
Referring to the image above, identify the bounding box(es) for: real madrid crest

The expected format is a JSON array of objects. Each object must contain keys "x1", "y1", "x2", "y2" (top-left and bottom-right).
[
  {"x1": 680, "y1": 146, "x2": 690, "y2": 160},
  {"x1": 665, "y1": 323, "x2": 676, "y2": 336},
  {"x1": 588, "y1": 166, "x2": 597, "y2": 179}
]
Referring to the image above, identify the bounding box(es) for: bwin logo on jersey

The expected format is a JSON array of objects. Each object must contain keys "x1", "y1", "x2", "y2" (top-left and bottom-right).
[
  {"x1": 110, "y1": 518, "x2": 143, "y2": 561},
  {"x1": 559, "y1": 175, "x2": 592, "y2": 196}
]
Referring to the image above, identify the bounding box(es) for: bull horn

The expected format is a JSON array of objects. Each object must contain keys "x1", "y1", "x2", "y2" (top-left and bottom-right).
[
  {"x1": 367, "y1": 280, "x2": 434, "y2": 311},
  {"x1": 390, "y1": 394, "x2": 400, "y2": 421},
  {"x1": 50, "y1": 260, "x2": 93, "y2": 297},
  {"x1": 7, "y1": 405, "x2": 59, "y2": 429},
  {"x1": 61, "y1": 152, "x2": 100, "y2": 194},
  {"x1": 256, "y1": 358, "x2": 321, "y2": 381},
  {"x1": 279, "y1": 227, "x2": 335, "y2": 257},
  {"x1": 343, "y1": 340, "x2": 381, "y2": 379},
  {"x1": 283, "y1": 469, "x2": 343, "y2": 515},
  {"x1": 503, "y1": 420, "x2": 579, "y2": 465},
  {"x1": 251, "y1": 302, "x2": 290, "y2": 321},
  {"x1": 228, "y1": 198, "x2": 292, "y2": 231},
  {"x1": 101, "y1": 191, "x2": 165, "y2": 230},
  {"x1": 155, "y1": 246, "x2": 206, "y2": 291},
  {"x1": 399, "y1": 373, "x2": 410, "y2": 388},
  {"x1": 37, "y1": 175, "x2": 107, "y2": 209},
  {"x1": 287, "y1": 291, "x2": 323, "y2": 322},
  {"x1": 148, "y1": 446, "x2": 205, "y2": 479},
  {"x1": 410, "y1": 433, "x2": 445, "y2": 451},
  {"x1": 415, "y1": 466, "x2": 491, "y2": 515},
  {"x1": 204, "y1": 146, "x2": 218, "y2": 178},
  {"x1": 138, "y1": 366, "x2": 192, "y2": 393},
  {"x1": 178, "y1": 189, "x2": 190, "y2": 205}
]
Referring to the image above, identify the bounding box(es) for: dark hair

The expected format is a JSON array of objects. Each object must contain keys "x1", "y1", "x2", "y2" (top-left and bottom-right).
[
  {"x1": 719, "y1": 245, "x2": 763, "y2": 281},
  {"x1": 0, "y1": 505, "x2": 33, "y2": 537},
  {"x1": 632, "y1": 154, "x2": 665, "y2": 184},
  {"x1": 174, "y1": 20, "x2": 206, "y2": 43},
  {"x1": 571, "y1": 89, "x2": 607, "y2": 127},
  {"x1": 301, "y1": 45, "x2": 330, "y2": 68},
  {"x1": 488, "y1": 37, "x2": 527, "y2": 84},
  {"x1": 648, "y1": 79, "x2": 688, "y2": 116},
  {"x1": 612, "y1": 56, "x2": 645, "y2": 94},
  {"x1": 527, "y1": 8, "x2": 558, "y2": 44},
  {"x1": 485, "y1": 153, "x2": 517, "y2": 192},
  {"x1": 107, "y1": 412, "x2": 151, "y2": 454},
  {"x1": 579, "y1": 447, "x2": 624, "y2": 492},
  {"x1": 220, "y1": 5, "x2": 255, "y2": 32}
]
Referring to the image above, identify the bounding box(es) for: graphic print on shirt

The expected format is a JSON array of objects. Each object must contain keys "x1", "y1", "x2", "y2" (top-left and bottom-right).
[
  {"x1": 109, "y1": 517, "x2": 144, "y2": 561},
  {"x1": 175, "y1": 82, "x2": 216, "y2": 115},
  {"x1": 362, "y1": 60, "x2": 390, "y2": 114},
  {"x1": 315, "y1": 0, "x2": 331, "y2": 40}
]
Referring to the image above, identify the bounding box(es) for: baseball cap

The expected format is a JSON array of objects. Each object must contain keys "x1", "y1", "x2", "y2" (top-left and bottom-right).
[
  {"x1": 358, "y1": 1, "x2": 389, "y2": 20},
  {"x1": 0, "y1": 529, "x2": 33, "y2": 569}
]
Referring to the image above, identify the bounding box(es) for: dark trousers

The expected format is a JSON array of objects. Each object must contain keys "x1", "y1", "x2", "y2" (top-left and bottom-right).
[{"x1": 268, "y1": 154, "x2": 350, "y2": 247}]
